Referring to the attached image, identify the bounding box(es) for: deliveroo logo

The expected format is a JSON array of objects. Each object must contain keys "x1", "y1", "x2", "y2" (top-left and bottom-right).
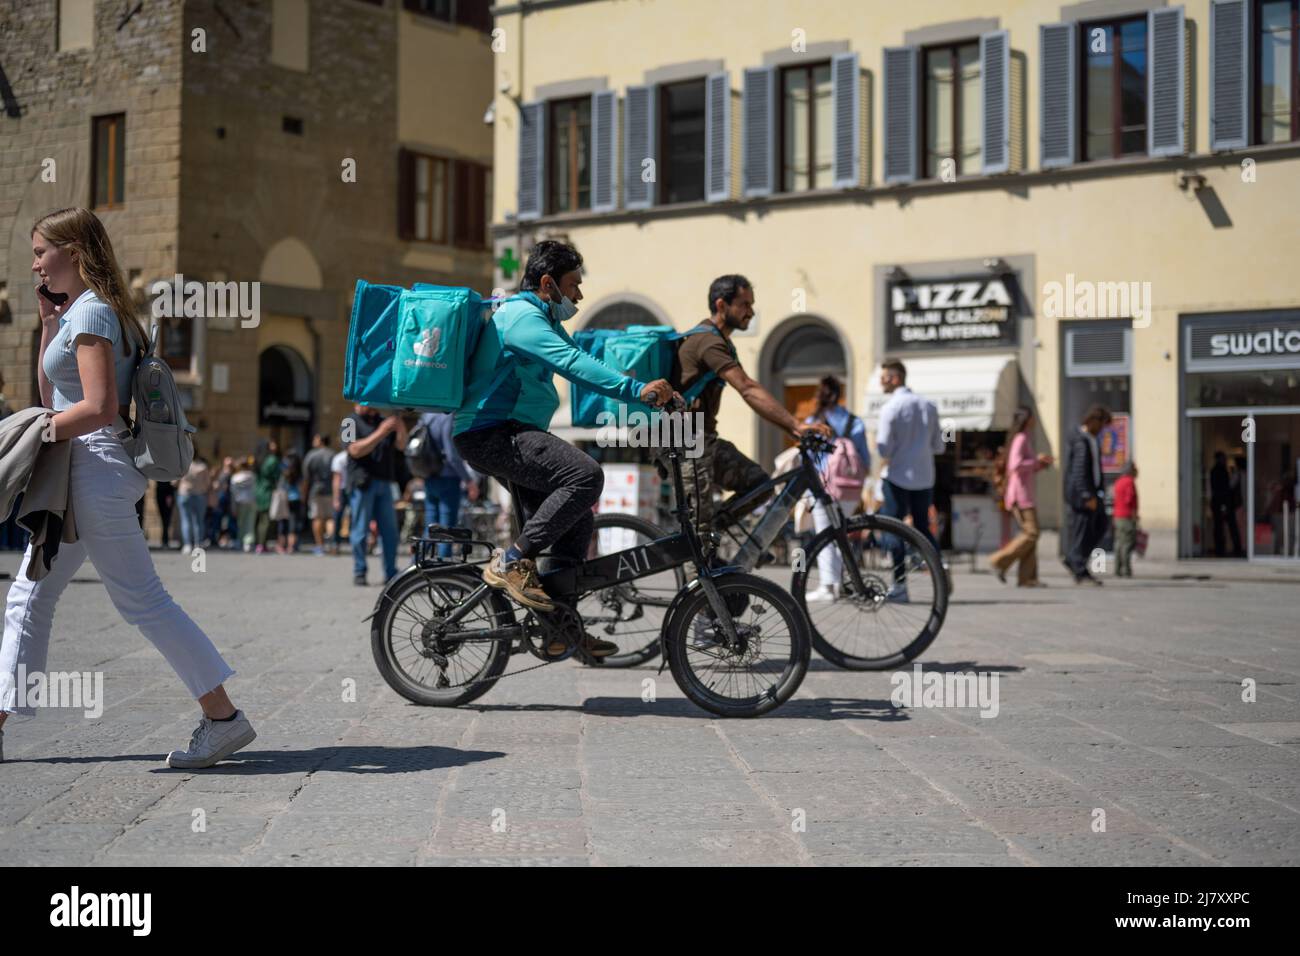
[{"x1": 413, "y1": 326, "x2": 441, "y2": 359}]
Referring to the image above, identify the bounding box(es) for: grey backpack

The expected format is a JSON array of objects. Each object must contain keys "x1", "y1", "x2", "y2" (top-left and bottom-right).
[{"x1": 121, "y1": 322, "x2": 196, "y2": 481}]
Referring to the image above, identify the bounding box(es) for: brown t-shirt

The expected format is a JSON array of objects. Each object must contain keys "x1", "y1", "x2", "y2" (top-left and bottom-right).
[{"x1": 672, "y1": 323, "x2": 739, "y2": 436}]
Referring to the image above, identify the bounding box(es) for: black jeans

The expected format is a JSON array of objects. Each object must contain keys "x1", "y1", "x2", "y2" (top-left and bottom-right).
[
  {"x1": 880, "y1": 479, "x2": 939, "y2": 584},
  {"x1": 1066, "y1": 502, "x2": 1107, "y2": 577},
  {"x1": 454, "y1": 422, "x2": 601, "y2": 564}
]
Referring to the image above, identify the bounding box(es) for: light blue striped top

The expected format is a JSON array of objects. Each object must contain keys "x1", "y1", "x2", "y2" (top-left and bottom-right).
[{"x1": 41, "y1": 289, "x2": 138, "y2": 411}]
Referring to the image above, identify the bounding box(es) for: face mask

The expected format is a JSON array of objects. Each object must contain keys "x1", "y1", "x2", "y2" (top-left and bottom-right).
[{"x1": 550, "y1": 295, "x2": 578, "y2": 322}]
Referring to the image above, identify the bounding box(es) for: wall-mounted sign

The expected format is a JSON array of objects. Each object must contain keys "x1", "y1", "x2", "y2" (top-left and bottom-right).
[
  {"x1": 886, "y1": 274, "x2": 1020, "y2": 351},
  {"x1": 1186, "y1": 314, "x2": 1300, "y2": 371}
]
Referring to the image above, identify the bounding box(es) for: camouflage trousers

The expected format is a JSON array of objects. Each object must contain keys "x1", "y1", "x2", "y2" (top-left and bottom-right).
[{"x1": 659, "y1": 432, "x2": 770, "y2": 531}]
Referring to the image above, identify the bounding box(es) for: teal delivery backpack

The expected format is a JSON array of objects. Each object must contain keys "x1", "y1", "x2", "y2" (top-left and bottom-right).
[
  {"x1": 569, "y1": 324, "x2": 734, "y2": 427},
  {"x1": 344, "y1": 279, "x2": 489, "y2": 411}
]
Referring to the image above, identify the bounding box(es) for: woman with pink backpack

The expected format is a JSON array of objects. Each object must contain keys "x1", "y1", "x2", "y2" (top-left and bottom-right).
[{"x1": 804, "y1": 376, "x2": 870, "y2": 601}]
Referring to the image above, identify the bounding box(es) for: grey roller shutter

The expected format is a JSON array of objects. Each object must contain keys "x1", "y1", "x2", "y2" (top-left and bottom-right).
[
  {"x1": 883, "y1": 46, "x2": 917, "y2": 183},
  {"x1": 742, "y1": 66, "x2": 775, "y2": 197},
  {"x1": 623, "y1": 85, "x2": 656, "y2": 209},
  {"x1": 705, "y1": 71, "x2": 732, "y2": 201},
  {"x1": 517, "y1": 101, "x2": 544, "y2": 220},
  {"x1": 1039, "y1": 23, "x2": 1076, "y2": 168},
  {"x1": 591, "y1": 90, "x2": 617, "y2": 212},
  {"x1": 1148, "y1": 5, "x2": 1187, "y2": 156},
  {"x1": 832, "y1": 52, "x2": 861, "y2": 188},
  {"x1": 981, "y1": 30, "x2": 1010, "y2": 174},
  {"x1": 1210, "y1": 0, "x2": 1249, "y2": 150}
]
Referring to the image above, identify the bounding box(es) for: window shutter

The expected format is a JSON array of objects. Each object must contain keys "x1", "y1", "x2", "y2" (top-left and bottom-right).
[
  {"x1": 882, "y1": 46, "x2": 917, "y2": 183},
  {"x1": 1039, "y1": 23, "x2": 1076, "y2": 168},
  {"x1": 1210, "y1": 0, "x2": 1249, "y2": 150},
  {"x1": 517, "y1": 101, "x2": 544, "y2": 221},
  {"x1": 742, "y1": 66, "x2": 775, "y2": 197},
  {"x1": 1065, "y1": 327, "x2": 1133, "y2": 377},
  {"x1": 1148, "y1": 5, "x2": 1186, "y2": 156},
  {"x1": 397, "y1": 147, "x2": 415, "y2": 239},
  {"x1": 981, "y1": 30, "x2": 1011, "y2": 175},
  {"x1": 832, "y1": 52, "x2": 861, "y2": 188},
  {"x1": 624, "y1": 85, "x2": 655, "y2": 209},
  {"x1": 591, "y1": 90, "x2": 617, "y2": 212},
  {"x1": 705, "y1": 71, "x2": 732, "y2": 202}
]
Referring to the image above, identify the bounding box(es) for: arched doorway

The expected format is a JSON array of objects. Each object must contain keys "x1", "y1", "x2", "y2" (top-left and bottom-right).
[
  {"x1": 759, "y1": 317, "x2": 850, "y2": 469},
  {"x1": 581, "y1": 298, "x2": 666, "y2": 330},
  {"x1": 258, "y1": 344, "x2": 314, "y2": 457}
]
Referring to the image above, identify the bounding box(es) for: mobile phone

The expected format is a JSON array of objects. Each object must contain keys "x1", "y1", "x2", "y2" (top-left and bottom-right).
[{"x1": 38, "y1": 284, "x2": 69, "y2": 306}]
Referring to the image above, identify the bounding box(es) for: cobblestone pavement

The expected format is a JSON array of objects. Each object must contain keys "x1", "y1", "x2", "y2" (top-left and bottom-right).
[{"x1": 1, "y1": 547, "x2": 1297, "y2": 866}]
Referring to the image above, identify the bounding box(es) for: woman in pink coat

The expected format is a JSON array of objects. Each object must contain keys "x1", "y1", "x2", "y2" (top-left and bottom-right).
[{"x1": 990, "y1": 407, "x2": 1054, "y2": 586}]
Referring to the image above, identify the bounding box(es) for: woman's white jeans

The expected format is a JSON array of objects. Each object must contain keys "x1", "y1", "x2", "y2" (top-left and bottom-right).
[
  {"x1": 0, "y1": 427, "x2": 234, "y2": 716},
  {"x1": 812, "y1": 496, "x2": 854, "y2": 587}
]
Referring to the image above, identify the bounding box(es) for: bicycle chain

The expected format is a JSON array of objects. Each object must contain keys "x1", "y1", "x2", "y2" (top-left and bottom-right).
[{"x1": 424, "y1": 603, "x2": 586, "y2": 691}]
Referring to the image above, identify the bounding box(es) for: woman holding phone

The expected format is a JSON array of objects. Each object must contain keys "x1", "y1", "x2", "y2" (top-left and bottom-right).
[{"x1": 0, "y1": 207, "x2": 255, "y2": 768}]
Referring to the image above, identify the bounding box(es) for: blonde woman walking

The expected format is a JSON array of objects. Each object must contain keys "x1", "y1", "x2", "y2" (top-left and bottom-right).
[{"x1": 0, "y1": 207, "x2": 255, "y2": 768}]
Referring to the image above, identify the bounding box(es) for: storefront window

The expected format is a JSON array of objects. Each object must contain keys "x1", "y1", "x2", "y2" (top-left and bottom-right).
[{"x1": 1182, "y1": 313, "x2": 1300, "y2": 559}]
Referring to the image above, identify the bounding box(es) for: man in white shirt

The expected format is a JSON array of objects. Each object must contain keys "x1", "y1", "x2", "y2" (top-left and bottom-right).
[{"x1": 875, "y1": 359, "x2": 945, "y2": 601}]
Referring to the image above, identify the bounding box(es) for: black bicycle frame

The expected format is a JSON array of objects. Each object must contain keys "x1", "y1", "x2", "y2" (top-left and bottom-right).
[
  {"x1": 423, "y1": 441, "x2": 747, "y2": 643},
  {"x1": 710, "y1": 441, "x2": 876, "y2": 596}
]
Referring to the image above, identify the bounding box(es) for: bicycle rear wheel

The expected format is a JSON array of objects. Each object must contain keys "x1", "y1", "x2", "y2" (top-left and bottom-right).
[
  {"x1": 664, "y1": 573, "x2": 810, "y2": 717},
  {"x1": 793, "y1": 513, "x2": 948, "y2": 670},
  {"x1": 579, "y1": 513, "x2": 681, "y2": 667},
  {"x1": 371, "y1": 567, "x2": 515, "y2": 706}
]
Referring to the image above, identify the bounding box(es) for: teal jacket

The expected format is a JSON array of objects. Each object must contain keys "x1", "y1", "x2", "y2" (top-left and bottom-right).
[{"x1": 452, "y1": 291, "x2": 649, "y2": 436}]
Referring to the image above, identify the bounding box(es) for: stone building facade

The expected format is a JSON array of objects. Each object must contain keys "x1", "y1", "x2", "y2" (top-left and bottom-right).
[{"x1": 1, "y1": 0, "x2": 494, "y2": 540}]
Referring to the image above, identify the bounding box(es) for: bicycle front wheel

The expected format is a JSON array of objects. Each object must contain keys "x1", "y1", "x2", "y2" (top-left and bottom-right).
[
  {"x1": 579, "y1": 513, "x2": 682, "y2": 667},
  {"x1": 664, "y1": 573, "x2": 810, "y2": 718},
  {"x1": 792, "y1": 513, "x2": 948, "y2": 670}
]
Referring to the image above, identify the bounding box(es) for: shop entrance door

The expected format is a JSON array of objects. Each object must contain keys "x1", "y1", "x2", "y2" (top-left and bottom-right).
[{"x1": 1186, "y1": 411, "x2": 1300, "y2": 560}]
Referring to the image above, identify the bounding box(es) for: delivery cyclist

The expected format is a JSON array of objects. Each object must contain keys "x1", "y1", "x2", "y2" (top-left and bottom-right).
[{"x1": 452, "y1": 240, "x2": 676, "y2": 657}]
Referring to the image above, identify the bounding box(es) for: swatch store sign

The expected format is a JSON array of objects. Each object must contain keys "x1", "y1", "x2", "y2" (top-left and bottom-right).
[
  {"x1": 886, "y1": 275, "x2": 1020, "y2": 351},
  {"x1": 1188, "y1": 316, "x2": 1300, "y2": 369}
]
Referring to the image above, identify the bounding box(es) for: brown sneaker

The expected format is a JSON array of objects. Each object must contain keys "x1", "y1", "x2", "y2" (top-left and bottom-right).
[
  {"x1": 548, "y1": 633, "x2": 619, "y2": 658},
  {"x1": 483, "y1": 550, "x2": 555, "y2": 611}
]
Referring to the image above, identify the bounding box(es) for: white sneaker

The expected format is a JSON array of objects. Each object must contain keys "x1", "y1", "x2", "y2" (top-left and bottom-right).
[
  {"x1": 167, "y1": 710, "x2": 257, "y2": 769},
  {"x1": 805, "y1": 585, "x2": 838, "y2": 602}
]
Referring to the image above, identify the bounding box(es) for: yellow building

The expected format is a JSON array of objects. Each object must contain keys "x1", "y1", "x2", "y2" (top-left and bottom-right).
[{"x1": 486, "y1": 0, "x2": 1300, "y2": 561}]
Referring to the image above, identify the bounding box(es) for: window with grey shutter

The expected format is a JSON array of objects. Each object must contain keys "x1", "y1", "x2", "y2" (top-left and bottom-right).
[
  {"x1": 623, "y1": 85, "x2": 655, "y2": 209},
  {"x1": 1210, "y1": 0, "x2": 1249, "y2": 150},
  {"x1": 883, "y1": 46, "x2": 917, "y2": 183},
  {"x1": 981, "y1": 31, "x2": 1011, "y2": 174},
  {"x1": 742, "y1": 66, "x2": 775, "y2": 197},
  {"x1": 832, "y1": 52, "x2": 861, "y2": 188},
  {"x1": 517, "y1": 101, "x2": 545, "y2": 221},
  {"x1": 705, "y1": 72, "x2": 732, "y2": 201},
  {"x1": 1039, "y1": 23, "x2": 1076, "y2": 168},
  {"x1": 1148, "y1": 6, "x2": 1186, "y2": 156},
  {"x1": 591, "y1": 90, "x2": 617, "y2": 212}
]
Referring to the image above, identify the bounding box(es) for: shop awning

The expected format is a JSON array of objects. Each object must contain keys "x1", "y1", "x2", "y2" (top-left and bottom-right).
[{"x1": 863, "y1": 354, "x2": 1020, "y2": 431}]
